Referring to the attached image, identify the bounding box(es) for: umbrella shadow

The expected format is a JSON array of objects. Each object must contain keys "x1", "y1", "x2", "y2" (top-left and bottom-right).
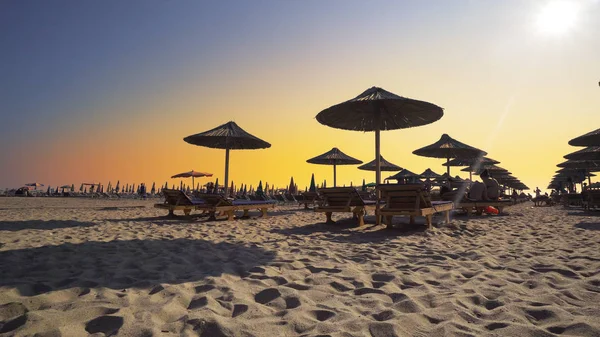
[
  {"x1": 0, "y1": 238, "x2": 276, "y2": 296},
  {"x1": 270, "y1": 216, "x2": 429, "y2": 244},
  {"x1": 574, "y1": 222, "x2": 600, "y2": 231},
  {"x1": 0, "y1": 220, "x2": 97, "y2": 232},
  {"x1": 567, "y1": 210, "x2": 600, "y2": 217}
]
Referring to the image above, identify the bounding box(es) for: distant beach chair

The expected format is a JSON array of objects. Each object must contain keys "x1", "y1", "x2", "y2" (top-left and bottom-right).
[
  {"x1": 300, "y1": 191, "x2": 321, "y2": 209},
  {"x1": 378, "y1": 184, "x2": 454, "y2": 230},
  {"x1": 192, "y1": 193, "x2": 276, "y2": 220},
  {"x1": 154, "y1": 189, "x2": 206, "y2": 216},
  {"x1": 314, "y1": 187, "x2": 378, "y2": 226},
  {"x1": 583, "y1": 189, "x2": 600, "y2": 210}
]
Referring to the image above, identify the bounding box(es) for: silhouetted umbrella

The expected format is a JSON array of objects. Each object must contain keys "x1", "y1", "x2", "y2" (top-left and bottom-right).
[
  {"x1": 419, "y1": 168, "x2": 442, "y2": 179},
  {"x1": 568, "y1": 128, "x2": 600, "y2": 147},
  {"x1": 307, "y1": 147, "x2": 362, "y2": 187},
  {"x1": 316, "y1": 87, "x2": 443, "y2": 191},
  {"x1": 385, "y1": 169, "x2": 420, "y2": 182},
  {"x1": 184, "y1": 121, "x2": 271, "y2": 197},
  {"x1": 564, "y1": 146, "x2": 600, "y2": 161},
  {"x1": 443, "y1": 156, "x2": 500, "y2": 180},
  {"x1": 413, "y1": 134, "x2": 487, "y2": 176},
  {"x1": 309, "y1": 174, "x2": 316, "y2": 192},
  {"x1": 358, "y1": 155, "x2": 402, "y2": 172},
  {"x1": 557, "y1": 160, "x2": 600, "y2": 185},
  {"x1": 171, "y1": 170, "x2": 213, "y2": 190}
]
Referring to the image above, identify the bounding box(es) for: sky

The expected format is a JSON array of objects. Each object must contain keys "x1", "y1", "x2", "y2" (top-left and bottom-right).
[{"x1": 1, "y1": 0, "x2": 599, "y2": 192}]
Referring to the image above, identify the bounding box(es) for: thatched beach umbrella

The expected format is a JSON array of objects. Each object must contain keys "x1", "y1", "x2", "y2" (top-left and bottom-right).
[
  {"x1": 385, "y1": 169, "x2": 420, "y2": 183},
  {"x1": 316, "y1": 87, "x2": 443, "y2": 189},
  {"x1": 171, "y1": 170, "x2": 213, "y2": 190},
  {"x1": 309, "y1": 174, "x2": 316, "y2": 192},
  {"x1": 443, "y1": 156, "x2": 500, "y2": 180},
  {"x1": 557, "y1": 159, "x2": 600, "y2": 185},
  {"x1": 419, "y1": 168, "x2": 442, "y2": 179},
  {"x1": 184, "y1": 121, "x2": 271, "y2": 197},
  {"x1": 358, "y1": 155, "x2": 402, "y2": 172},
  {"x1": 564, "y1": 146, "x2": 600, "y2": 161},
  {"x1": 307, "y1": 147, "x2": 362, "y2": 187},
  {"x1": 413, "y1": 134, "x2": 487, "y2": 176},
  {"x1": 568, "y1": 128, "x2": 600, "y2": 147}
]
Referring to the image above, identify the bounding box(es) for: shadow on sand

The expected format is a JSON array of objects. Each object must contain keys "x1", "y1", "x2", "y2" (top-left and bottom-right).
[
  {"x1": 574, "y1": 222, "x2": 600, "y2": 231},
  {"x1": 270, "y1": 215, "x2": 430, "y2": 244},
  {"x1": 0, "y1": 220, "x2": 97, "y2": 232},
  {"x1": 0, "y1": 238, "x2": 276, "y2": 296}
]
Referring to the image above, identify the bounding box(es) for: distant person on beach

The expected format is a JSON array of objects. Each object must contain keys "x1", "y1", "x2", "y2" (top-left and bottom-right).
[
  {"x1": 534, "y1": 187, "x2": 541, "y2": 198},
  {"x1": 468, "y1": 181, "x2": 487, "y2": 200},
  {"x1": 480, "y1": 169, "x2": 499, "y2": 200}
]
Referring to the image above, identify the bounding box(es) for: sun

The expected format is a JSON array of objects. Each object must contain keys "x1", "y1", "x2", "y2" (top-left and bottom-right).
[{"x1": 535, "y1": 1, "x2": 580, "y2": 35}]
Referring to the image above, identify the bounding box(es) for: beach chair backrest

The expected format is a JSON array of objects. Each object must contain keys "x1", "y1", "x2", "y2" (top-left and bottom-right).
[
  {"x1": 319, "y1": 187, "x2": 365, "y2": 207},
  {"x1": 162, "y1": 189, "x2": 194, "y2": 206},
  {"x1": 193, "y1": 193, "x2": 233, "y2": 207},
  {"x1": 378, "y1": 184, "x2": 431, "y2": 211}
]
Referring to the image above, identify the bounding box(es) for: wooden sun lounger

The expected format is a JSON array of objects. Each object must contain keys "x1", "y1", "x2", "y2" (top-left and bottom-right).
[
  {"x1": 300, "y1": 191, "x2": 321, "y2": 209},
  {"x1": 455, "y1": 199, "x2": 513, "y2": 215},
  {"x1": 192, "y1": 193, "x2": 276, "y2": 220},
  {"x1": 583, "y1": 189, "x2": 600, "y2": 210},
  {"x1": 155, "y1": 189, "x2": 276, "y2": 219},
  {"x1": 154, "y1": 189, "x2": 206, "y2": 216},
  {"x1": 378, "y1": 184, "x2": 454, "y2": 230},
  {"x1": 314, "y1": 187, "x2": 378, "y2": 226}
]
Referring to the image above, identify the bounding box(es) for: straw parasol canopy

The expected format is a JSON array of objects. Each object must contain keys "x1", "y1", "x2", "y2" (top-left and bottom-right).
[
  {"x1": 412, "y1": 134, "x2": 487, "y2": 175},
  {"x1": 184, "y1": 121, "x2": 271, "y2": 197},
  {"x1": 564, "y1": 146, "x2": 600, "y2": 161},
  {"x1": 385, "y1": 169, "x2": 420, "y2": 182},
  {"x1": 568, "y1": 128, "x2": 600, "y2": 147},
  {"x1": 358, "y1": 155, "x2": 402, "y2": 172},
  {"x1": 315, "y1": 86, "x2": 443, "y2": 189},
  {"x1": 171, "y1": 170, "x2": 213, "y2": 190},
  {"x1": 316, "y1": 87, "x2": 443, "y2": 225},
  {"x1": 419, "y1": 168, "x2": 442, "y2": 179},
  {"x1": 557, "y1": 159, "x2": 600, "y2": 185},
  {"x1": 442, "y1": 156, "x2": 500, "y2": 167},
  {"x1": 307, "y1": 147, "x2": 362, "y2": 187}
]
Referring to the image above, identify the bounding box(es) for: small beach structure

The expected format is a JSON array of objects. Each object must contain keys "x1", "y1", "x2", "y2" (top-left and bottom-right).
[
  {"x1": 184, "y1": 121, "x2": 271, "y2": 197},
  {"x1": 357, "y1": 155, "x2": 402, "y2": 172},
  {"x1": 171, "y1": 170, "x2": 213, "y2": 191},
  {"x1": 307, "y1": 147, "x2": 362, "y2": 187},
  {"x1": 412, "y1": 134, "x2": 487, "y2": 176},
  {"x1": 315, "y1": 86, "x2": 443, "y2": 224}
]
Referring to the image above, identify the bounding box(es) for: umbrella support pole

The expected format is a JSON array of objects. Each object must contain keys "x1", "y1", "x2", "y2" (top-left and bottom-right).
[
  {"x1": 224, "y1": 148, "x2": 230, "y2": 197},
  {"x1": 375, "y1": 127, "x2": 381, "y2": 226},
  {"x1": 333, "y1": 164, "x2": 337, "y2": 187}
]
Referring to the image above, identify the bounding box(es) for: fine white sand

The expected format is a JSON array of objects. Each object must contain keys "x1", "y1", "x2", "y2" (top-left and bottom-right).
[{"x1": 1, "y1": 197, "x2": 600, "y2": 336}]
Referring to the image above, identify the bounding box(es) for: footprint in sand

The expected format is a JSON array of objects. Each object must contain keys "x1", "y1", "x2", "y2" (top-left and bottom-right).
[
  {"x1": 372, "y1": 310, "x2": 395, "y2": 321},
  {"x1": 254, "y1": 288, "x2": 281, "y2": 304},
  {"x1": 285, "y1": 296, "x2": 301, "y2": 309},
  {"x1": 312, "y1": 310, "x2": 336, "y2": 321},
  {"x1": 85, "y1": 315, "x2": 124, "y2": 335},
  {"x1": 232, "y1": 304, "x2": 248, "y2": 318}
]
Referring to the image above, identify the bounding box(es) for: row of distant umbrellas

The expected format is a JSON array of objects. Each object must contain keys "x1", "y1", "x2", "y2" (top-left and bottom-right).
[
  {"x1": 549, "y1": 128, "x2": 600, "y2": 189},
  {"x1": 180, "y1": 87, "x2": 532, "y2": 216}
]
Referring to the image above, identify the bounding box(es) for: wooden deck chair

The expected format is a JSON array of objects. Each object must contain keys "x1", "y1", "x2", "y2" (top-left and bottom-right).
[
  {"x1": 193, "y1": 193, "x2": 276, "y2": 220},
  {"x1": 300, "y1": 191, "x2": 321, "y2": 209},
  {"x1": 378, "y1": 184, "x2": 454, "y2": 230},
  {"x1": 154, "y1": 189, "x2": 205, "y2": 216},
  {"x1": 314, "y1": 187, "x2": 378, "y2": 226}
]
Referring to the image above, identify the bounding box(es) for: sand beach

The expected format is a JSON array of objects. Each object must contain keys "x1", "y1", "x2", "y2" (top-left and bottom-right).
[{"x1": 1, "y1": 197, "x2": 600, "y2": 336}]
